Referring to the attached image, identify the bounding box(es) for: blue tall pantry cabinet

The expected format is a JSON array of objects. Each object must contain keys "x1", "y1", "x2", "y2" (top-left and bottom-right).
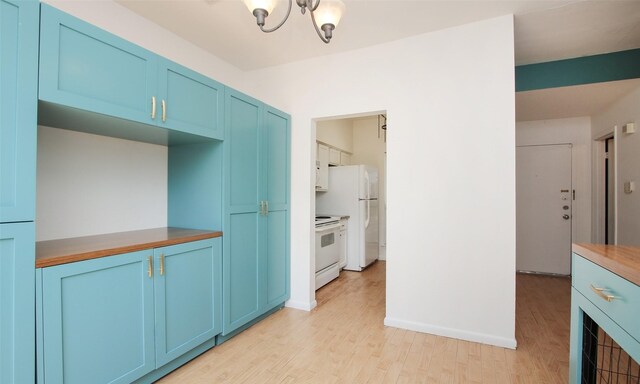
[
  {"x1": 0, "y1": 1, "x2": 38, "y2": 383},
  {"x1": 222, "y1": 89, "x2": 290, "y2": 338}
]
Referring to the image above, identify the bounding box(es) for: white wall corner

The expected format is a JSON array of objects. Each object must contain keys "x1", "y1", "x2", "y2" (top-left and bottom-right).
[
  {"x1": 285, "y1": 299, "x2": 317, "y2": 312},
  {"x1": 384, "y1": 317, "x2": 518, "y2": 350}
]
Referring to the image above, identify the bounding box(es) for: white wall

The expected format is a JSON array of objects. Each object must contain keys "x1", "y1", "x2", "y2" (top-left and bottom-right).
[
  {"x1": 316, "y1": 119, "x2": 354, "y2": 153},
  {"x1": 352, "y1": 117, "x2": 387, "y2": 250},
  {"x1": 516, "y1": 117, "x2": 592, "y2": 244},
  {"x1": 244, "y1": 16, "x2": 517, "y2": 348},
  {"x1": 37, "y1": 127, "x2": 167, "y2": 241},
  {"x1": 592, "y1": 86, "x2": 640, "y2": 245}
]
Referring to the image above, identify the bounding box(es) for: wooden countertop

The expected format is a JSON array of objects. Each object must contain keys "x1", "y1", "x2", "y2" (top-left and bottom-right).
[
  {"x1": 573, "y1": 243, "x2": 640, "y2": 286},
  {"x1": 36, "y1": 227, "x2": 222, "y2": 268}
]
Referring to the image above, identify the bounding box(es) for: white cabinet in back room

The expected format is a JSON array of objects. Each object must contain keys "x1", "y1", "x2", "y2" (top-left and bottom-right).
[
  {"x1": 328, "y1": 148, "x2": 341, "y2": 166},
  {"x1": 316, "y1": 143, "x2": 329, "y2": 191}
]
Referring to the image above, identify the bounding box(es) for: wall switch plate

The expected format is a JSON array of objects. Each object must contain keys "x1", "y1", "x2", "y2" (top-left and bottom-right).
[
  {"x1": 622, "y1": 122, "x2": 635, "y2": 134},
  {"x1": 624, "y1": 181, "x2": 635, "y2": 194}
]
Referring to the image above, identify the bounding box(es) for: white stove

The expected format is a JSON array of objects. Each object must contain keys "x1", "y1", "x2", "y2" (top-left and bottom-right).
[
  {"x1": 314, "y1": 215, "x2": 342, "y2": 290},
  {"x1": 315, "y1": 215, "x2": 341, "y2": 227}
]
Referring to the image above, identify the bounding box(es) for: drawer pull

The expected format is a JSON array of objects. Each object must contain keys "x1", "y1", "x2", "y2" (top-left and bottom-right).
[{"x1": 590, "y1": 284, "x2": 617, "y2": 302}]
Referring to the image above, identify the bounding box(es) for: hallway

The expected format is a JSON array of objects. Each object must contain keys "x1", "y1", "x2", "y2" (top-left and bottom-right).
[{"x1": 159, "y1": 262, "x2": 571, "y2": 383}]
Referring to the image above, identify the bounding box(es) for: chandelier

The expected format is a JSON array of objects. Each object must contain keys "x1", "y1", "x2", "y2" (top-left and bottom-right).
[{"x1": 243, "y1": 0, "x2": 346, "y2": 44}]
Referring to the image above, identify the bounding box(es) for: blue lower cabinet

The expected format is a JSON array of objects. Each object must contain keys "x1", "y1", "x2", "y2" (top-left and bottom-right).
[
  {"x1": 40, "y1": 250, "x2": 155, "y2": 384},
  {"x1": 0, "y1": 222, "x2": 35, "y2": 384},
  {"x1": 154, "y1": 239, "x2": 221, "y2": 367},
  {"x1": 38, "y1": 238, "x2": 221, "y2": 384}
]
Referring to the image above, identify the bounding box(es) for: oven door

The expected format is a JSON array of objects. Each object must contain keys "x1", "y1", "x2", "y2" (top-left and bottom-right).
[{"x1": 315, "y1": 223, "x2": 340, "y2": 273}]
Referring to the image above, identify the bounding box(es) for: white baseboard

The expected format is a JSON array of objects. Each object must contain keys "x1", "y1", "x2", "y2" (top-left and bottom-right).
[
  {"x1": 384, "y1": 317, "x2": 517, "y2": 349},
  {"x1": 285, "y1": 299, "x2": 317, "y2": 311}
]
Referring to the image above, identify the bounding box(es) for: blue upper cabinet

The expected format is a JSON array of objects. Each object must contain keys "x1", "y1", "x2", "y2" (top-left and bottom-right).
[
  {"x1": 38, "y1": 4, "x2": 224, "y2": 141},
  {"x1": 0, "y1": 0, "x2": 38, "y2": 223},
  {"x1": 222, "y1": 90, "x2": 290, "y2": 336},
  {"x1": 39, "y1": 4, "x2": 157, "y2": 127},
  {"x1": 158, "y1": 59, "x2": 224, "y2": 139}
]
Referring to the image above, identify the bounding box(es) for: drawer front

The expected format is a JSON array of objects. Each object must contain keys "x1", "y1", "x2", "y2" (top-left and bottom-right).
[{"x1": 572, "y1": 253, "x2": 640, "y2": 341}]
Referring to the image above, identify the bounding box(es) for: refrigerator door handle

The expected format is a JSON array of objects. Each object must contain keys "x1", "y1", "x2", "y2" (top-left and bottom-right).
[
  {"x1": 365, "y1": 200, "x2": 370, "y2": 229},
  {"x1": 364, "y1": 170, "x2": 370, "y2": 200}
]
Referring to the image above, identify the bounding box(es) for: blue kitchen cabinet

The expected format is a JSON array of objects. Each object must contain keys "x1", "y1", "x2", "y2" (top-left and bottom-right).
[
  {"x1": 39, "y1": 4, "x2": 157, "y2": 128},
  {"x1": 153, "y1": 238, "x2": 221, "y2": 367},
  {"x1": 158, "y1": 58, "x2": 224, "y2": 139},
  {"x1": 40, "y1": 250, "x2": 156, "y2": 384},
  {"x1": 222, "y1": 90, "x2": 290, "y2": 337},
  {"x1": 0, "y1": 222, "x2": 35, "y2": 384},
  {"x1": 263, "y1": 106, "x2": 290, "y2": 310},
  {"x1": 0, "y1": 0, "x2": 38, "y2": 223},
  {"x1": 569, "y1": 252, "x2": 640, "y2": 383},
  {"x1": 38, "y1": 238, "x2": 221, "y2": 384},
  {"x1": 39, "y1": 4, "x2": 224, "y2": 140},
  {"x1": 224, "y1": 89, "x2": 262, "y2": 333}
]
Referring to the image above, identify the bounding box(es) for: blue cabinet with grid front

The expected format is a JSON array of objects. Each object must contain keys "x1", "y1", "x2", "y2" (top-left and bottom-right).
[{"x1": 569, "y1": 251, "x2": 640, "y2": 383}]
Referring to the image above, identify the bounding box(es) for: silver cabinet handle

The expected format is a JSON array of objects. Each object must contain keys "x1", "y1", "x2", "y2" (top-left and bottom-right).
[
  {"x1": 265, "y1": 201, "x2": 268, "y2": 215},
  {"x1": 151, "y1": 96, "x2": 157, "y2": 119},
  {"x1": 161, "y1": 99, "x2": 167, "y2": 122}
]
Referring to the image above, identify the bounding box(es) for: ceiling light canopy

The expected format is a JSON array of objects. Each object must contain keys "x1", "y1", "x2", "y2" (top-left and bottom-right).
[{"x1": 243, "y1": 0, "x2": 345, "y2": 44}]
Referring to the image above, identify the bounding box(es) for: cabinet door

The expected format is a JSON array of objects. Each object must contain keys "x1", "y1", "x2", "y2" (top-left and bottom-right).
[
  {"x1": 223, "y1": 89, "x2": 262, "y2": 335},
  {"x1": 39, "y1": 4, "x2": 157, "y2": 126},
  {"x1": 317, "y1": 144, "x2": 329, "y2": 191},
  {"x1": 41, "y1": 251, "x2": 155, "y2": 384},
  {"x1": 153, "y1": 238, "x2": 221, "y2": 367},
  {"x1": 157, "y1": 59, "x2": 224, "y2": 139},
  {"x1": 0, "y1": 0, "x2": 38, "y2": 223},
  {"x1": 262, "y1": 106, "x2": 290, "y2": 310},
  {"x1": 0, "y1": 222, "x2": 34, "y2": 384}
]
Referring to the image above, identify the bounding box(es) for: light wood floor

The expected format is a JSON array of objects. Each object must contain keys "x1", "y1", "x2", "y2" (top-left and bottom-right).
[{"x1": 158, "y1": 262, "x2": 571, "y2": 383}]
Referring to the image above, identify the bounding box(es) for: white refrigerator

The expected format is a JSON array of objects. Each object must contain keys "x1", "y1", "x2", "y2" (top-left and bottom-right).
[{"x1": 316, "y1": 165, "x2": 379, "y2": 271}]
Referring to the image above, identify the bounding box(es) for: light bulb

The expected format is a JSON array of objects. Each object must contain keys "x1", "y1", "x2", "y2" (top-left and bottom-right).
[
  {"x1": 313, "y1": 0, "x2": 345, "y2": 28},
  {"x1": 243, "y1": 0, "x2": 276, "y2": 15}
]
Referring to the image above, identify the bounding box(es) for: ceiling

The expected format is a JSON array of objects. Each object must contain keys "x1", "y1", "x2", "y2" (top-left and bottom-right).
[
  {"x1": 115, "y1": 0, "x2": 640, "y2": 122},
  {"x1": 516, "y1": 78, "x2": 640, "y2": 122},
  {"x1": 116, "y1": 0, "x2": 640, "y2": 71}
]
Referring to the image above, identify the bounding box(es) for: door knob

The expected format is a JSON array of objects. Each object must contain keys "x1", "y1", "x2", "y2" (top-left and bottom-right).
[{"x1": 563, "y1": 214, "x2": 570, "y2": 220}]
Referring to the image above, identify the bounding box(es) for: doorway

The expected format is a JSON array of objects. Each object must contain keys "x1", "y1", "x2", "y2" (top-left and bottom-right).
[
  {"x1": 516, "y1": 144, "x2": 573, "y2": 275},
  {"x1": 604, "y1": 137, "x2": 615, "y2": 244},
  {"x1": 312, "y1": 112, "x2": 387, "y2": 296}
]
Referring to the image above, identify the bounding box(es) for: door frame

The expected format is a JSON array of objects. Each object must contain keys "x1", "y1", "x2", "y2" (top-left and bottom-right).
[{"x1": 592, "y1": 132, "x2": 616, "y2": 244}]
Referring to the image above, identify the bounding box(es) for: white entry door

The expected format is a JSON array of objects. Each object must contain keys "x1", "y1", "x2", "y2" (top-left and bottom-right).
[{"x1": 516, "y1": 144, "x2": 572, "y2": 275}]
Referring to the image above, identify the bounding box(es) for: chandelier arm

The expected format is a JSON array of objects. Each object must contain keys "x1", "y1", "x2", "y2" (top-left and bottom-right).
[
  {"x1": 259, "y1": 0, "x2": 294, "y2": 33},
  {"x1": 308, "y1": 0, "x2": 321, "y2": 12},
  {"x1": 308, "y1": 4, "x2": 330, "y2": 44}
]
